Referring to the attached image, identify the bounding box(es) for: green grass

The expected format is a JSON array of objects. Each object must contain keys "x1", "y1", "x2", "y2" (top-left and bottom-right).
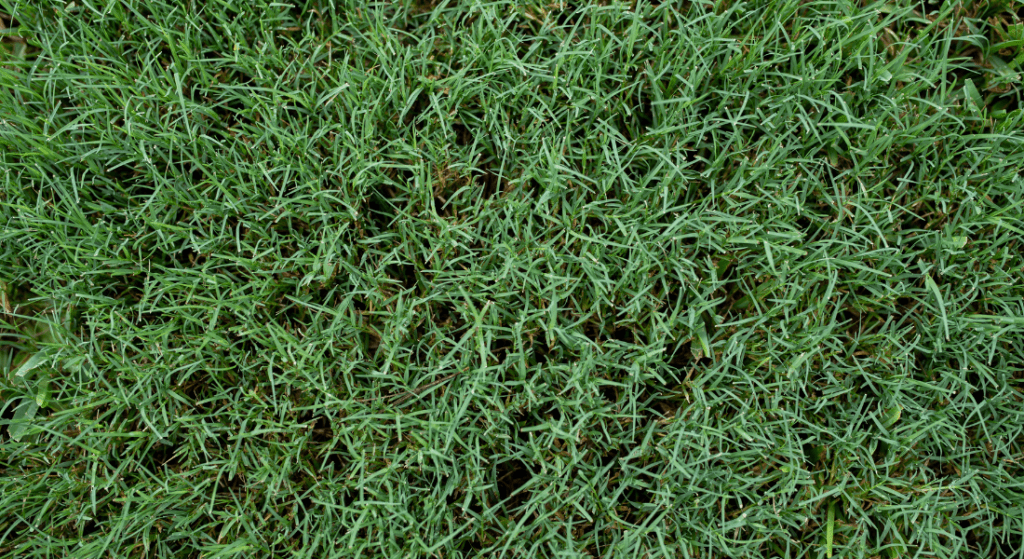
[{"x1": 2, "y1": 0, "x2": 1024, "y2": 557}]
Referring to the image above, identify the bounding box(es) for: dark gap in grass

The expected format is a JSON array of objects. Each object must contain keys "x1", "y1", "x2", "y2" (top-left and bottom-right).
[
  {"x1": 992, "y1": 88, "x2": 1022, "y2": 114},
  {"x1": 384, "y1": 262, "x2": 418, "y2": 292},
  {"x1": 532, "y1": 332, "x2": 550, "y2": 365},
  {"x1": 179, "y1": 371, "x2": 211, "y2": 402},
  {"x1": 841, "y1": 68, "x2": 865, "y2": 93},
  {"x1": 667, "y1": 339, "x2": 693, "y2": 368},
  {"x1": 365, "y1": 327, "x2": 382, "y2": 355},
  {"x1": 472, "y1": 167, "x2": 502, "y2": 201},
  {"x1": 599, "y1": 384, "x2": 618, "y2": 406},
  {"x1": 0, "y1": 11, "x2": 19, "y2": 30},
  {"x1": 443, "y1": 472, "x2": 466, "y2": 508},
  {"x1": 719, "y1": 496, "x2": 755, "y2": 533},
  {"x1": 646, "y1": 399, "x2": 677, "y2": 423},
  {"x1": 431, "y1": 164, "x2": 471, "y2": 216},
  {"x1": 270, "y1": 217, "x2": 312, "y2": 241},
  {"x1": 621, "y1": 479, "x2": 654, "y2": 516},
  {"x1": 290, "y1": 465, "x2": 313, "y2": 492},
  {"x1": 215, "y1": 466, "x2": 249, "y2": 496},
  {"x1": 401, "y1": 95, "x2": 430, "y2": 128},
  {"x1": 610, "y1": 324, "x2": 642, "y2": 346},
  {"x1": 626, "y1": 100, "x2": 657, "y2": 146},
  {"x1": 581, "y1": 320, "x2": 602, "y2": 345},
  {"x1": 802, "y1": 441, "x2": 825, "y2": 470},
  {"x1": 553, "y1": 3, "x2": 580, "y2": 29},
  {"x1": 495, "y1": 457, "x2": 533, "y2": 511},
  {"x1": 457, "y1": 535, "x2": 486, "y2": 558},
  {"x1": 108, "y1": 162, "x2": 143, "y2": 193},
  {"x1": 599, "y1": 444, "x2": 623, "y2": 470},
  {"x1": 365, "y1": 188, "x2": 401, "y2": 235},
  {"x1": 541, "y1": 401, "x2": 561, "y2": 422},
  {"x1": 519, "y1": 177, "x2": 546, "y2": 205},
  {"x1": 307, "y1": 413, "x2": 334, "y2": 444},
  {"x1": 171, "y1": 245, "x2": 208, "y2": 269},
  {"x1": 894, "y1": 296, "x2": 916, "y2": 317},
  {"x1": 406, "y1": 0, "x2": 442, "y2": 18},
  {"x1": 211, "y1": 96, "x2": 249, "y2": 129},
  {"x1": 965, "y1": 372, "x2": 987, "y2": 405},
  {"x1": 511, "y1": 409, "x2": 534, "y2": 443},
  {"x1": 921, "y1": 456, "x2": 955, "y2": 485},
  {"x1": 189, "y1": 164, "x2": 204, "y2": 187},
  {"x1": 583, "y1": 212, "x2": 609, "y2": 239},
  {"x1": 872, "y1": 438, "x2": 890, "y2": 464},
  {"x1": 77, "y1": 516, "x2": 104, "y2": 541},
  {"x1": 156, "y1": 44, "x2": 176, "y2": 72},
  {"x1": 451, "y1": 122, "x2": 472, "y2": 147},
  {"x1": 138, "y1": 439, "x2": 182, "y2": 475},
  {"x1": 606, "y1": 321, "x2": 630, "y2": 344},
  {"x1": 490, "y1": 337, "x2": 512, "y2": 366},
  {"x1": 685, "y1": 158, "x2": 708, "y2": 191},
  {"x1": 313, "y1": 444, "x2": 346, "y2": 475},
  {"x1": 621, "y1": 158, "x2": 656, "y2": 194},
  {"x1": 794, "y1": 214, "x2": 814, "y2": 236},
  {"x1": 350, "y1": 296, "x2": 368, "y2": 313},
  {"x1": 228, "y1": 333, "x2": 261, "y2": 368},
  {"x1": 690, "y1": 354, "x2": 715, "y2": 380},
  {"x1": 431, "y1": 299, "x2": 461, "y2": 329},
  {"x1": 855, "y1": 372, "x2": 880, "y2": 399},
  {"x1": 0, "y1": 397, "x2": 17, "y2": 440}
]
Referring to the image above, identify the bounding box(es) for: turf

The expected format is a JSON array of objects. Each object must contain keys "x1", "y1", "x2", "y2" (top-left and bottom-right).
[{"x1": 2, "y1": 0, "x2": 1024, "y2": 557}]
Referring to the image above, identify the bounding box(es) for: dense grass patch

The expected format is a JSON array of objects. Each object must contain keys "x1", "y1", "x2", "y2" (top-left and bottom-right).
[{"x1": 2, "y1": 0, "x2": 1024, "y2": 557}]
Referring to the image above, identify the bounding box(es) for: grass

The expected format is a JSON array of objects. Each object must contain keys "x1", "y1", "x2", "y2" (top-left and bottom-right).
[{"x1": 2, "y1": 0, "x2": 1024, "y2": 557}]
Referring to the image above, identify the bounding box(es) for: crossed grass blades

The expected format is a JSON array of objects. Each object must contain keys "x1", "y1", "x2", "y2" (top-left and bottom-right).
[{"x1": 2, "y1": 0, "x2": 1024, "y2": 557}]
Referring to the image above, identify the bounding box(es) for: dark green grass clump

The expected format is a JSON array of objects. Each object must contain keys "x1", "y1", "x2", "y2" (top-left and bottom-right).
[{"x1": 3, "y1": 0, "x2": 1024, "y2": 557}]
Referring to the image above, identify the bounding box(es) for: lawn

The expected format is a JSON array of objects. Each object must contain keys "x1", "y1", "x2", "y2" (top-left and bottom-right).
[{"x1": 2, "y1": 0, "x2": 1024, "y2": 557}]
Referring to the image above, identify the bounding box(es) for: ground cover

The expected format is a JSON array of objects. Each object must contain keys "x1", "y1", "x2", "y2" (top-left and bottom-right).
[{"x1": 2, "y1": 0, "x2": 1024, "y2": 557}]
